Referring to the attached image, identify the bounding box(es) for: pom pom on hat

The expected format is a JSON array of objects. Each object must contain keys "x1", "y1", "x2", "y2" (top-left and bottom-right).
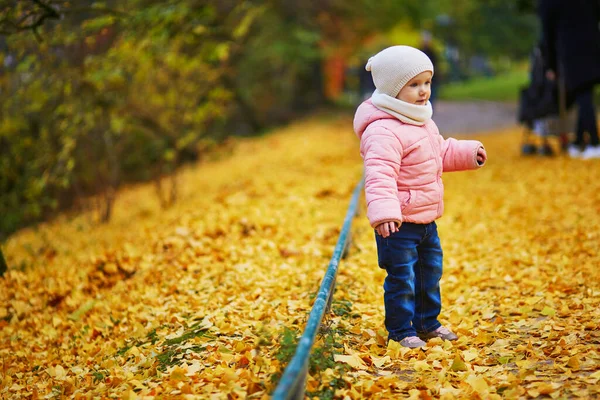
[{"x1": 366, "y1": 45, "x2": 434, "y2": 97}]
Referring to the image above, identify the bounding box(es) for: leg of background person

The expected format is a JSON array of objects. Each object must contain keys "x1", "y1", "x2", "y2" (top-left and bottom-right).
[
  {"x1": 576, "y1": 88, "x2": 599, "y2": 147},
  {"x1": 588, "y1": 87, "x2": 599, "y2": 146}
]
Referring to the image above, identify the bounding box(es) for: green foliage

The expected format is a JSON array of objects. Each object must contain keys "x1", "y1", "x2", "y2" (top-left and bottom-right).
[
  {"x1": 0, "y1": 0, "x2": 539, "y2": 239},
  {"x1": 269, "y1": 296, "x2": 353, "y2": 395},
  {"x1": 439, "y1": 69, "x2": 529, "y2": 102},
  {"x1": 163, "y1": 322, "x2": 212, "y2": 346},
  {"x1": 307, "y1": 319, "x2": 350, "y2": 399},
  {"x1": 92, "y1": 371, "x2": 106, "y2": 383},
  {"x1": 270, "y1": 327, "x2": 300, "y2": 384},
  {"x1": 273, "y1": 327, "x2": 299, "y2": 364},
  {"x1": 332, "y1": 299, "x2": 353, "y2": 317},
  {"x1": 0, "y1": 0, "x2": 412, "y2": 238},
  {"x1": 114, "y1": 322, "x2": 212, "y2": 371},
  {"x1": 0, "y1": 3, "x2": 236, "y2": 236},
  {"x1": 432, "y1": 1, "x2": 538, "y2": 60}
]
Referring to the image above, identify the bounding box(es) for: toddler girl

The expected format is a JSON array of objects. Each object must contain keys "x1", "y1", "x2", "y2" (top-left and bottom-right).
[{"x1": 353, "y1": 46, "x2": 487, "y2": 348}]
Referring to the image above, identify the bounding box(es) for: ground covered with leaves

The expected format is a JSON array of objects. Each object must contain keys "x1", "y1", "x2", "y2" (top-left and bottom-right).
[{"x1": 2, "y1": 115, "x2": 600, "y2": 399}]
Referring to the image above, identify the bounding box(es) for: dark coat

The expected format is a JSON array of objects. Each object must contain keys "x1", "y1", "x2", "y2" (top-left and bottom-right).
[
  {"x1": 518, "y1": 46, "x2": 559, "y2": 124},
  {"x1": 538, "y1": 0, "x2": 600, "y2": 94}
]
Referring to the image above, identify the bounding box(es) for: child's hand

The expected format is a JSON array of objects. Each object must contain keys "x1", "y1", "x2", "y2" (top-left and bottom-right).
[
  {"x1": 376, "y1": 221, "x2": 399, "y2": 238},
  {"x1": 477, "y1": 147, "x2": 487, "y2": 165}
]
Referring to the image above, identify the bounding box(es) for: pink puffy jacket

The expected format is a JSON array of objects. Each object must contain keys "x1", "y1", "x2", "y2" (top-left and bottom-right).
[{"x1": 353, "y1": 100, "x2": 485, "y2": 228}]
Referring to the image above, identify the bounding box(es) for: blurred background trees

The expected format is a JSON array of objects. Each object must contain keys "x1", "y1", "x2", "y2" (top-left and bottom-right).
[{"x1": 0, "y1": 0, "x2": 539, "y2": 239}]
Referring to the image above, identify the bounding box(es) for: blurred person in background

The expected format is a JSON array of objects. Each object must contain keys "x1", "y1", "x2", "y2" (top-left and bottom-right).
[
  {"x1": 539, "y1": 0, "x2": 600, "y2": 159},
  {"x1": 359, "y1": 66, "x2": 377, "y2": 101},
  {"x1": 420, "y1": 31, "x2": 440, "y2": 109}
]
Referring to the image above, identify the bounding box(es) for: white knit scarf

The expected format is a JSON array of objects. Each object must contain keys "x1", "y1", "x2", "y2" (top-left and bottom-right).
[{"x1": 371, "y1": 89, "x2": 433, "y2": 126}]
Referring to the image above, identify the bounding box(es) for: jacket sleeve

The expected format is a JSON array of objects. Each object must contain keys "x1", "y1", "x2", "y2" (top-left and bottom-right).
[
  {"x1": 439, "y1": 136, "x2": 485, "y2": 172},
  {"x1": 361, "y1": 127, "x2": 403, "y2": 228}
]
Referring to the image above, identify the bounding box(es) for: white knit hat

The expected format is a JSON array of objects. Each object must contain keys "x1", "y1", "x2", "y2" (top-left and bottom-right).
[{"x1": 366, "y1": 45, "x2": 434, "y2": 97}]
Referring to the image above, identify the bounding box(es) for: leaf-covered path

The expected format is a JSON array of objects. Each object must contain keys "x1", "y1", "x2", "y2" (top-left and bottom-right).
[{"x1": 2, "y1": 115, "x2": 600, "y2": 399}]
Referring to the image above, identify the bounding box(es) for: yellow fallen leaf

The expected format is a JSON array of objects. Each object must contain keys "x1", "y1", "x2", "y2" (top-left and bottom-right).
[
  {"x1": 589, "y1": 370, "x2": 600, "y2": 379},
  {"x1": 170, "y1": 366, "x2": 188, "y2": 381},
  {"x1": 371, "y1": 355, "x2": 391, "y2": 369},
  {"x1": 334, "y1": 354, "x2": 367, "y2": 370},
  {"x1": 482, "y1": 311, "x2": 496, "y2": 319},
  {"x1": 186, "y1": 360, "x2": 203, "y2": 376},
  {"x1": 68, "y1": 300, "x2": 96, "y2": 321},
  {"x1": 537, "y1": 382, "x2": 560, "y2": 395},
  {"x1": 466, "y1": 375, "x2": 489, "y2": 395},
  {"x1": 127, "y1": 379, "x2": 146, "y2": 391},
  {"x1": 450, "y1": 354, "x2": 468, "y2": 372},
  {"x1": 566, "y1": 356, "x2": 580, "y2": 370},
  {"x1": 9, "y1": 382, "x2": 25, "y2": 392},
  {"x1": 52, "y1": 316, "x2": 62, "y2": 327},
  {"x1": 104, "y1": 262, "x2": 118, "y2": 274},
  {"x1": 541, "y1": 306, "x2": 556, "y2": 317},
  {"x1": 462, "y1": 349, "x2": 479, "y2": 362},
  {"x1": 439, "y1": 384, "x2": 462, "y2": 397},
  {"x1": 413, "y1": 360, "x2": 432, "y2": 372},
  {"x1": 385, "y1": 340, "x2": 411, "y2": 359},
  {"x1": 128, "y1": 346, "x2": 140, "y2": 357}
]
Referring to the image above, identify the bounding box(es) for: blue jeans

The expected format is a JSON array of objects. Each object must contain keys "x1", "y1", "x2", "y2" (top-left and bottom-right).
[{"x1": 375, "y1": 222, "x2": 443, "y2": 341}]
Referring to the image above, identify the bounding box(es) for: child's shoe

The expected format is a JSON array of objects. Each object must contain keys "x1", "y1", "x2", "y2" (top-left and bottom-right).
[
  {"x1": 418, "y1": 326, "x2": 458, "y2": 341},
  {"x1": 398, "y1": 336, "x2": 426, "y2": 348}
]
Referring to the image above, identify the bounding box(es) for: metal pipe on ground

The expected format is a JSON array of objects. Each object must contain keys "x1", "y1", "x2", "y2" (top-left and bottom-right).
[{"x1": 271, "y1": 178, "x2": 364, "y2": 400}]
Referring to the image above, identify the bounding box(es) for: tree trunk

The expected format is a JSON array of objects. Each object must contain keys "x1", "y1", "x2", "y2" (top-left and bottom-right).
[
  {"x1": 168, "y1": 153, "x2": 179, "y2": 207},
  {"x1": 99, "y1": 109, "x2": 120, "y2": 223},
  {"x1": 154, "y1": 161, "x2": 179, "y2": 209},
  {"x1": 101, "y1": 188, "x2": 115, "y2": 223},
  {"x1": 169, "y1": 170, "x2": 178, "y2": 206},
  {"x1": 0, "y1": 247, "x2": 7, "y2": 277},
  {"x1": 154, "y1": 165, "x2": 168, "y2": 209}
]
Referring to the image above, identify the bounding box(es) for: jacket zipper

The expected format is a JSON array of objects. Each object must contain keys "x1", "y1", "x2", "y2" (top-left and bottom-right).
[{"x1": 425, "y1": 126, "x2": 444, "y2": 216}]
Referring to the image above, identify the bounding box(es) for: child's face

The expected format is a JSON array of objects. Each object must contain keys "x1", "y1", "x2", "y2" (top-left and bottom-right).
[{"x1": 396, "y1": 71, "x2": 432, "y2": 105}]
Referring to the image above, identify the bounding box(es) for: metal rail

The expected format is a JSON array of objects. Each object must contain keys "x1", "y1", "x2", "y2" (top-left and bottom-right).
[{"x1": 271, "y1": 178, "x2": 364, "y2": 400}]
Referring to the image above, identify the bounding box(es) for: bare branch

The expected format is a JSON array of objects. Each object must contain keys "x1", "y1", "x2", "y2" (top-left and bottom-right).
[
  {"x1": 17, "y1": 9, "x2": 38, "y2": 27},
  {"x1": 0, "y1": 0, "x2": 128, "y2": 38},
  {"x1": 31, "y1": 0, "x2": 60, "y2": 19},
  {"x1": 21, "y1": 14, "x2": 52, "y2": 31},
  {"x1": 0, "y1": 0, "x2": 61, "y2": 38}
]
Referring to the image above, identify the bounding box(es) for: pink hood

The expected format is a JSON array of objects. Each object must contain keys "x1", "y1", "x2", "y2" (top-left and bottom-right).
[
  {"x1": 353, "y1": 100, "x2": 398, "y2": 141},
  {"x1": 353, "y1": 100, "x2": 485, "y2": 228}
]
